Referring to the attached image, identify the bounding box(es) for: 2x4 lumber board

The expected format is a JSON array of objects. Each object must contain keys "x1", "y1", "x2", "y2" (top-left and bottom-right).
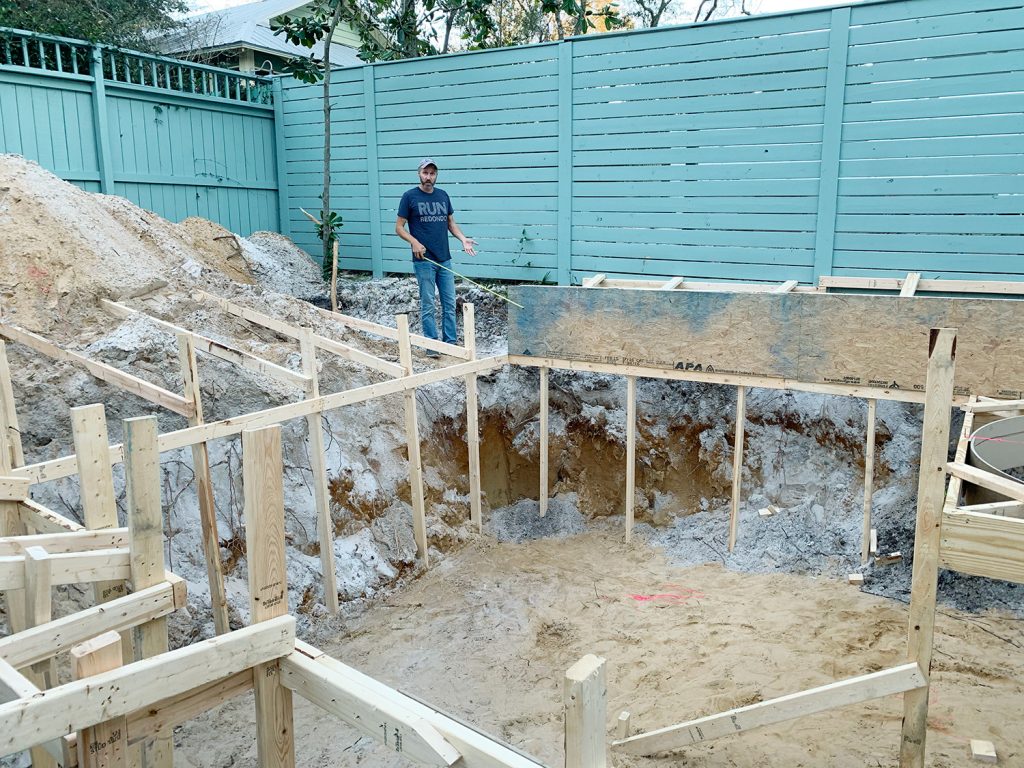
[
  {"x1": 946, "y1": 462, "x2": 1024, "y2": 505},
  {"x1": 463, "y1": 304, "x2": 482, "y2": 531},
  {"x1": 72, "y1": 406, "x2": 130, "y2": 620},
  {"x1": 598, "y1": 279, "x2": 819, "y2": 294},
  {"x1": 72, "y1": 632, "x2": 127, "y2": 768},
  {"x1": 123, "y1": 417, "x2": 173, "y2": 768},
  {"x1": 900, "y1": 273, "x2": 922, "y2": 298},
  {"x1": 0, "y1": 341, "x2": 26, "y2": 469},
  {"x1": 958, "y1": 500, "x2": 1024, "y2": 518},
  {"x1": 819, "y1": 277, "x2": 1024, "y2": 296},
  {"x1": 197, "y1": 292, "x2": 401, "y2": 376},
  {"x1": 11, "y1": 356, "x2": 509, "y2": 486},
  {"x1": 862, "y1": 399, "x2": 878, "y2": 565},
  {"x1": 564, "y1": 654, "x2": 607, "y2": 768},
  {"x1": 509, "y1": 356, "x2": 929, "y2": 405},
  {"x1": 242, "y1": 426, "x2": 296, "y2": 768},
  {"x1": 22, "y1": 547, "x2": 60, "y2": 768},
  {"x1": 291, "y1": 640, "x2": 544, "y2": 768},
  {"x1": 100, "y1": 300, "x2": 310, "y2": 388},
  {"x1": 0, "y1": 476, "x2": 29, "y2": 502},
  {"x1": 18, "y1": 499, "x2": 86, "y2": 533},
  {"x1": 177, "y1": 336, "x2": 230, "y2": 636},
  {"x1": 0, "y1": 548, "x2": 131, "y2": 591},
  {"x1": 582, "y1": 274, "x2": 606, "y2": 288},
  {"x1": 0, "y1": 614, "x2": 296, "y2": 756},
  {"x1": 661, "y1": 277, "x2": 685, "y2": 291},
  {"x1": 773, "y1": 280, "x2": 799, "y2": 293},
  {"x1": 300, "y1": 332, "x2": 339, "y2": 615},
  {"x1": 0, "y1": 656, "x2": 38, "y2": 703},
  {"x1": 539, "y1": 367, "x2": 549, "y2": 519},
  {"x1": 312, "y1": 306, "x2": 472, "y2": 360},
  {"x1": 939, "y1": 511, "x2": 1024, "y2": 584},
  {"x1": 963, "y1": 399, "x2": 1024, "y2": 414},
  {"x1": 280, "y1": 652, "x2": 461, "y2": 767},
  {"x1": 728, "y1": 387, "x2": 747, "y2": 552},
  {"x1": 613, "y1": 662, "x2": 926, "y2": 756},
  {"x1": 398, "y1": 316, "x2": 429, "y2": 565},
  {"x1": 126, "y1": 669, "x2": 252, "y2": 747},
  {"x1": 625, "y1": 377, "x2": 636, "y2": 540},
  {"x1": 0, "y1": 528, "x2": 128, "y2": 557},
  {"x1": 507, "y1": 287, "x2": 1024, "y2": 400},
  {"x1": 944, "y1": 402, "x2": 976, "y2": 513},
  {"x1": 0, "y1": 325, "x2": 194, "y2": 417},
  {"x1": 900, "y1": 328, "x2": 958, "y2": 768},
  {"x1": 0, "y1": 582, "x2": 177, "y2": 669}
]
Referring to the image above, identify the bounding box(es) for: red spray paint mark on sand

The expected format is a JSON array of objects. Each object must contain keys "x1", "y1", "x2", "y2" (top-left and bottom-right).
[{"x1": 628, "y1": 585, "x2": 705, "y2": 604}]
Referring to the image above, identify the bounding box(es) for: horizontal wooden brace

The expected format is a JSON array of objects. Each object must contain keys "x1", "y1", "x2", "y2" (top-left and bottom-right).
[
  {"x1": 947, "y1": 462, "x2": 1024, "y2": 504},
  {"x1": 312, "y1": 335, "x2": 404, "y2": 378},
  {"x1": 313, "y1": 306, "x2": 473, "y2": 360},
  {"x1": 18, "y1": 499, "x2": 86, "y2": 533},
  {"x1": 958, "y1": 500, "x2": 1024, "y2": 518},
  {"x1": 0, "y1": 476, "x2": 30, "y2": 502},
  {"x1": 613, "y1": 662, "x2": 926, "y2": 755},
  {"x1": 100, "y1": 299, "x2": 312, "y2": 388},
  {"x1": 0, "y1": 528, "x2": 129, "y2": 556},
  {"x1": 962, "y1": 398, "x2": 1024, "y2": 414},
  {"x1": 589, "y1": 278, "x2": 820, "y2": 294},
  {"x1": 0, "y1": 324, "x2": 195, "y2": 417},
  {"x1": 510, "y1": 355, "x2": 930, "y2": 404},
  {"x1": 11, "y1": 355, "x2": 507, "y2": 484},
  {"x1": 940, "y1": 510, "x2": 1024, "y2": 584},
  {"x1": 0, "y1": 547, "x2": 130, "y2": 590},
  {"x1": 0, "y1": 581, "x2": 180, "y2": 669},
  {"x1": 0, "y1": 615, "x2": 295, "y2": 756},
  {"x1": 281, "y1": 651, "x2": 462, "y2": 766},
  {"x1": 819, "y1": 276, "x2": 1024, "y2": 296}
]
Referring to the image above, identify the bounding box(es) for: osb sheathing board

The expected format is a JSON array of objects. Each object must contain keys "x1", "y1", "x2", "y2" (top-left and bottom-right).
[{"x1": 507, "y1": 287, "x2": 1024, "y2": 399}]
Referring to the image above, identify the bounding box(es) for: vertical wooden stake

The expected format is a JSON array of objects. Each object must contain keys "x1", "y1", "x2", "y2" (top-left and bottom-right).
[
  {"x1": 397, "y1": 315, "x2": 429, "y2": 565},
  {"x1": 862, "y1": 398, "x2": 878, "y2": 564},
  {"x1": 299, "y1": 330, "x2": 339, "y2": 613},
  {"x1": 242, "y1": 425, "x2": 295, "y2": 768},
  {"x1": 625, "y1": 376, "x2": 636, "y2": 541},
  {"x1": 124, "y1": 416, "x2": 173, "y2": 768},
  {"x1": 331, "y1": 240, "x2": 339, "y2": 313},
  {"x1": 23, "y1": 546, "x2": 57, "y2": 768},
  {"x1": 72, "y1": 632, "x2": 127, "y2": 768},
  {"x1": 564, "y1": 654, "x2": 607, "y2": 768},
  {"x1": 0, "y1": 340, "x2": 25, "y2": 469},
  {"x1": 539, "y1": 366, "x2": 549, "y2": 518},
  {"x1": 176, "y1": 336, "x2": 230, "y2": 635},
  {"x1": 71, "y1": 406, "x2": 133, "y2": 643},
  {"x1": 728, "y1": 386, "x2": 747, "y2": 552},
  {"x1": 900, "y1": 328, "x2": 957, "y2": 768},
  {"x1": 463, "y1": 304, "x2": 482, "y2": 531}
]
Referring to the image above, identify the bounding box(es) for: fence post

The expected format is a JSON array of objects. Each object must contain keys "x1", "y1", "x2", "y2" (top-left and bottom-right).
[
  {"x1": 364, "y1": 66, "x2": 384, "y2": 279},
  {"x1": 811, "y1": 7, "x2": 850, "y2": 283},
  {"x1": 272, "y1": 77, "x2": 291, "y2": 239},
  {"x1": 557, "y1": 40, "x2": 573, "y2": 286},
  {"x1": 89, "y1": 45, "x2": 114, "y2": 194}
]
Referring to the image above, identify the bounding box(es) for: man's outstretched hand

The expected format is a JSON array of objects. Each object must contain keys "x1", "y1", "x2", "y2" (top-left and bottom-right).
[{"x1": 462, "y1": 237, "x2": 478, "y2": 257}]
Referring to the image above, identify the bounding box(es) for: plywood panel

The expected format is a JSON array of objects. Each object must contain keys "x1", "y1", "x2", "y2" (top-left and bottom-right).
[{"x1": 508, "y1": 287, "x2": 1024, "y2": 398}]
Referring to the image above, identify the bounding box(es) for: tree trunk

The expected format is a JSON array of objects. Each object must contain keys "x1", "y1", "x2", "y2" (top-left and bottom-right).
[{"x1": 321, "y1": 3, "x2": 344, "y2": 274}]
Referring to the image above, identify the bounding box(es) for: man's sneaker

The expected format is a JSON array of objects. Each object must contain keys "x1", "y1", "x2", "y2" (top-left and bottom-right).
[{"x1": 426, "y1": 349, "x2": 440, "y2": 358}]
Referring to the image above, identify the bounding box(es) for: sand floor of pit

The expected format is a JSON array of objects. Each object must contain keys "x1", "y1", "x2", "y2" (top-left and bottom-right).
[{"x1": 175, "y1": 530, "x2": 1024, "y2": 768}]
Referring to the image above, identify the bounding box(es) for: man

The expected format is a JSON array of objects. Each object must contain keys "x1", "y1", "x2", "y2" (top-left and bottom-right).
[{"x1": 395, "y1": 159, "x2": 477, "y2": 350}]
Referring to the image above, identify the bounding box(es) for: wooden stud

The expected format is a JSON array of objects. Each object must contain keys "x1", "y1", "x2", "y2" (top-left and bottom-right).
[
  {"x1": 773, "y1": 280, "x2": 799, "y2": 293},
  {"x1": 661, "y1": 277, "x2": 685, "y2": 291},
  {"x1": 539, "y1": 366, "x2": 549, "y2": 518},
  {"x1": 0, "y1": 340, "x2": 25, "y2": 469},
  {"x1": 564, "y1": 654, "x2": 607, "y2": 768},
  {"x1": 397, "y1": 316, "x2": 429, "y2": 565},
  {"x1": 848, "y1": 573, "x2": 864, "y2": 586},
  {"x1": 176, "y1": 336, "x2": 230, "y2": 636},
  {"x1": 24, "y1": 546, "x2": 58, "y2": 768},
  {"x1": 242, "y1": 426, "x2": 295, "y2": 768},
  {"x1": 870, "y1": 528, "x2": 879, "y2": 556},
  {"x1": 71, "y1": 405, "x2": 131, "y2": 639},
  {"x1": 625, "y1": 376, "x2": 636, "y2": 540},
  {"x1": 581, "y1": 274, "x2": 606, "y2": 288},
  {"x1": 728, "y1": 387, "x2": 747, "y2": 552},
  {"x1": 616, "y1": 712, "x2": 631, "y2": 740},
  {"x1": 899, "y1": 272, "x2": 922, "y2": 298},
  {"x1": 463, "y1": 304, "x2": 482, "y2": 531},
  {"x1": 615, "y1": 662, "x2": 925, "y2": 756},
  {"x1": 299, "y1": 330, "x2": 339, "y2": 613},
  {"x1": 900, "y1": 328, "x2": 957, "y2": 768},
  {"x1": 862, "y1": 398, "x2": 877, "y2": 564},
  {"x1": 72, "y1": 632, "x2": 127, "y2": 768},
  {"x1": 123, "y1": 416, "x2": 173, "y2": 768}
]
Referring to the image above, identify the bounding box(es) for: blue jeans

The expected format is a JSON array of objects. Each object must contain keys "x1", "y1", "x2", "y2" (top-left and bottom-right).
[{"x1": 413, "y1": 260, "x2": 457, "y2": 344}]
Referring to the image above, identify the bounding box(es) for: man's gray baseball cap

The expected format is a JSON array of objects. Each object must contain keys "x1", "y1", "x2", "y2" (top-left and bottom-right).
[{"x1": 418, "y1": 158, "x2": 438, "y2": 170}]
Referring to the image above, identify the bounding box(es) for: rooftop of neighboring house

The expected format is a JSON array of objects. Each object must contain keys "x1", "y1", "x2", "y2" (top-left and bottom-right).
[{"x1": 154, "y1": 0, "x2": 363, "y2": 71}]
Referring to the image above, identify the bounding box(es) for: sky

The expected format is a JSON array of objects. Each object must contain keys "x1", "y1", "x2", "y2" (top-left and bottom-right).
[{"x1": 186, "y1": 0, "x2": 860, "y2": 19}]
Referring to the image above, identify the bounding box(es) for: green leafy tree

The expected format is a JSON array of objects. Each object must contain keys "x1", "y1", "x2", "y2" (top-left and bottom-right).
[{"x1": 0, "y1": 0, "x2": 185, "y2": 49}]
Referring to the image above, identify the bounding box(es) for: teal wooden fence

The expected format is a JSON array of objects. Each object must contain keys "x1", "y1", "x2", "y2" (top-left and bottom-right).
[
  {"x1": 0, "y1": 28, "x2": 279, "y2": 235},
  {"x1": 280, "y1": 0, "x2": 1024, "y2": 285}
]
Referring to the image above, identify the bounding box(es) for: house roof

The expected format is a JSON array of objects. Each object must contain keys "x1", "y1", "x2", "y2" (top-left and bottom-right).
[{"x1": 155, "y1": 0, "x2": 362, "y2": 68}]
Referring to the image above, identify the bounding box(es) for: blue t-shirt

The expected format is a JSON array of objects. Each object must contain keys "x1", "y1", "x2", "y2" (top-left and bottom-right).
[{"x1": 398, "y1": 187, "x2": 453, "y2": 263}]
